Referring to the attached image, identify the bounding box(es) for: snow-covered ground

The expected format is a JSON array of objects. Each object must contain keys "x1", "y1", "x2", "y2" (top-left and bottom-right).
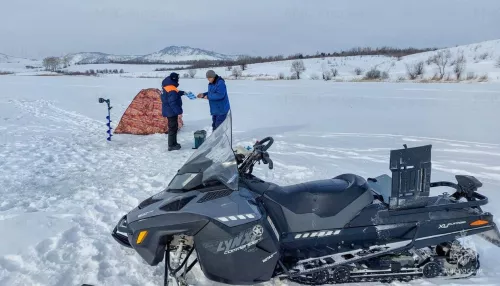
[
  {"x1": 0, "y1": 76, "x2": 500, "y2": 286},
  {"x1": 2, "y1": 39, "x2": 500, "y2": 82}
]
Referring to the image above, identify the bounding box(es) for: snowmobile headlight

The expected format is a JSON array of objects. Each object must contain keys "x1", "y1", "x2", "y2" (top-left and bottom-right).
[
  {"x1": 136, "y1": 230, "x2": 148, "y2": 244},
  {"x1": 470, "y1": 220, "x2": 489, "y2": 226}
]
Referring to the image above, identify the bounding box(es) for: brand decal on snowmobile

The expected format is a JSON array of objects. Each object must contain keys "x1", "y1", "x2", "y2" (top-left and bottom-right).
[
  {"x1": 294, "y1": 230, "x2": 340, "y2": 239},
  {"x1": 438, "y1": 221, "x2": 466, "y2": 229},
  {"x1": 267, "y1": 216, "x2": 280, "y2": 241},
  {"x1": 216, "y1": 225, "x2": 264, "y2": 255},
  {"x1": 262, "y1": 251, "x2": 277, "y2": 263},
  {"x1": 217, "y1": 213, "x2": 256, "y2": 222},
  {"x1": 137, "y1": 210, "x2": 155, "y2": 218}
]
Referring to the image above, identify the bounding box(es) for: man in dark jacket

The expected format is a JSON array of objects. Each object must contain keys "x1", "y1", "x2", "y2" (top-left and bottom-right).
[
  {"x1": 197, "y1": 70, "x2": 230, "y2": 130},
  {"x1": 161, "y1": 72, "x2": 185, "y2": 151}
]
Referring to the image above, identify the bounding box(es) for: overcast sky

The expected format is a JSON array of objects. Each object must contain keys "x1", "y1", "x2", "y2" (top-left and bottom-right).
[{"x1": 1, "y1": 0, "x2": 499, "y2": 59}]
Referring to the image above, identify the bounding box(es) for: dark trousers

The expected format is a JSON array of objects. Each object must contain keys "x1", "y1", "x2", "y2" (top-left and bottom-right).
[
  {"x1": 212, "y1": 114, "x2": 227, "y2": 131},
  {"x1": 167, "y1": 115, "x2": 179, "y2": 147}
]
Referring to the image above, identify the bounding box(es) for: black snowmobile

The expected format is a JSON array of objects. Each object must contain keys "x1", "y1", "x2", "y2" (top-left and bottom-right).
[{"x1": 112, "y1": 111, "x2": 500, "y2": 285}]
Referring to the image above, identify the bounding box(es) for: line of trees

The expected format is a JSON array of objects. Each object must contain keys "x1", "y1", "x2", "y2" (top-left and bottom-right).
[
  {"x1": 112, "y1": 47, "x2": 437, "y2": 71},
  {"x1": 42, "y1": 57, "x2": 61, "y2": 71},
  {"x1": 43, "y1": 46, "x2": 437, "y2": 74}
]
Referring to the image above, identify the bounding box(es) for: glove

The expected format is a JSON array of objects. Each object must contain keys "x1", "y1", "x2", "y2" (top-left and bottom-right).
[
  {"x1": 178, "y1": 90, "x2": 185, "y2": 96},
  {"x1": 197, "y1": 93, "x2": 206, "y2": 99}
]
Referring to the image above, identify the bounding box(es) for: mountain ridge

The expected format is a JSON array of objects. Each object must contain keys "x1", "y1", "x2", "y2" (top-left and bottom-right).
[{"x1": 64, "y1": 46, "x2": 239, "y2": 65}]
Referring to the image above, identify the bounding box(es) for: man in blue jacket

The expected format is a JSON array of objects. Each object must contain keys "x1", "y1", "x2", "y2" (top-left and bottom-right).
[
  {"x1": 197, "y1": 70, "x2": 231, "y2": 130},
  {"x1": 161, "y1": 72, "x2": 185, "y2": 151}
]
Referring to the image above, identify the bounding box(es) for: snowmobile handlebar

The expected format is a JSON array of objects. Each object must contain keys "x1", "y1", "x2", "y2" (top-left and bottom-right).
[
  {"x1": 256, "y1": 137, "x2": 274, "y2": 151},
  {"x1": 238, "y1": 137, "x2": 275, "y2": 174}
]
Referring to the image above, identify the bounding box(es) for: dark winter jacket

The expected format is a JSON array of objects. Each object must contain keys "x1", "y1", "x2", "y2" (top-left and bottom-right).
[
  {"x1": 203, "y1": 76, "x2": 230, "y2": 116},
  {"x1": 161, "y1": 76, "x2": 185, "y2": 117}
]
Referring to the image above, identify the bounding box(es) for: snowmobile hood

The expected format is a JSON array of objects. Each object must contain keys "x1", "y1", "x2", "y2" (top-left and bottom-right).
[{"x1": 125, "y1": 190, "x2": 198, "y2": 224}]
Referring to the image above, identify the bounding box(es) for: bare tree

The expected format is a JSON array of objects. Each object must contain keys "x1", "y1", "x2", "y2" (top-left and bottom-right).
[
  {"x1": 232, "y1": 67, "x2": 242, "y2": 79},
  {"x1": 354, "y1": 67, "x2": 363, "y2": 75},
  {"x1": 62, "y1": 55, "x2": 71, "y2": 68},
  {"x1": 322, "y1": 71, "x2": 332, "y2": 81},
  {"x1": 496, "y1": 57, "x2": 500, "y2": 68},
  {"x1": 331, "y1": 68, "x2": 338, "y2": 77},
  {"x1": 405, "y1": 61, "x2": 425, "y2": 80},
  {"x1": 452, "y1": 53, "x2": 466, "y2": 80},
  {"x1": 427, "y1": 50, "x2": 452, "y2": 79},
  {"x1": 188, "y1": 69, "x2": 197, "y2": 78},
  {"x1": 382, "y1": 71, "x2": 389, "y2": 80},
  {"x1": 237, "y1": 55, "x2": 251, "y2": 71},
  {"x1": 290, "y1": 60, "x2": 306, "y2": 79},
  {"x1": 278, "y1": 72, "x2": 285, "y2": 80},
  {"x1": 42, "y1": 57, "x2": 61, "y2": 71},
  {"x1": 364, "y1": 68, "x2": 382, "y2": 80},
  {"x1": 226, "y1": 66, "x2": 232, "y2": 71},
  {"x1": 119, "y1": 69, "x2": 124, "y2": 74}
]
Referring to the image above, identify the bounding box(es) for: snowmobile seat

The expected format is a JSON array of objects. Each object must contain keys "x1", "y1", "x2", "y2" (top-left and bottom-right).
[{"x1": 262, "y1": 174, "x2": 374, "y2": 233}]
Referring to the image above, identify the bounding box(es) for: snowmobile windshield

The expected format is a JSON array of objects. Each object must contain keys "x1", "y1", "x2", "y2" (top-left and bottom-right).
[{"x1": 167, "y1": 111, "x2": 238, "y2": 191}]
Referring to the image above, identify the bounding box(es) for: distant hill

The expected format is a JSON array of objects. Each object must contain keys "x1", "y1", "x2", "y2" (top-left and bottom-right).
[
  {"x1": 63, "y1": 46, "x2": 238, "y2": 65},
  {"x1": 0, "y1": 53, "x2": 35, "y2": 64}
]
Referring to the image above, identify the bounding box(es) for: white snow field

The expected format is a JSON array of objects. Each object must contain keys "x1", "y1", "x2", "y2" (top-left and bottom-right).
[{"x1": 0, "y1": 76, "x2": 500, "y2": 286}]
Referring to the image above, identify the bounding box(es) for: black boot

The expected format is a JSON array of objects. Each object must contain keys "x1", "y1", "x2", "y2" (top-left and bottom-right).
[
  {"x1": 174, "y1": 140, "x2": 181, "y2": 149},
  {"x1": 168, "y1": 133, "x2": 181, "y2": 151},
  {"x1": 167, "y1": 115, "x2": 180, "y2": 151},
  {"x1": 168, "y1": 144, "x2": 181, "y2": 151}
]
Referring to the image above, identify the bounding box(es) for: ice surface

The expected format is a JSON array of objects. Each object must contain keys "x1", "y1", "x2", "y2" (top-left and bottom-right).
[{"x1": 0, "y1": 76, "x2": 499, "y2": 285}]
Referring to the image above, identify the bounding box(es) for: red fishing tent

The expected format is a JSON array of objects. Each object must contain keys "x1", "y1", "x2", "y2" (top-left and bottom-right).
[{"x1": 114, "y1": 88, "x2": 183, "y2": 135}]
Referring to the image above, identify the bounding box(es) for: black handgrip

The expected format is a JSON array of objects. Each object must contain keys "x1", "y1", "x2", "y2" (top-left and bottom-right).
[
  {"x1": 258, "y1": 137, "x2": 274, "y2": 151},
  {"x1": 262, "y1": 152, "x2": 273, "y2": 170},
  {"x1": 267, "y1": 157, "x2": 273, "y2": 169}
]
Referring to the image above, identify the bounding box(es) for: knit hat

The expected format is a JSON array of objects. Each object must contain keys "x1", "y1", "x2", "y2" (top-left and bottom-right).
[
  {"x1": 206, "y1": 70, "x2": 216, "y2": 78},
  {"x1": 169, "y1": 72, "x2": 179, "y2": 82}
]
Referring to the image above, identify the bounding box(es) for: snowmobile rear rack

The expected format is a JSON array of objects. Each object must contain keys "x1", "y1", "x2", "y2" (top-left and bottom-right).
[
  {"x1": 369, "y1": 175, "x2": 489, "y2": 217},
  {"x1": 368, "y1": 144, "x2": 489, "y2": 213},
  {"x1": 388, "y1": 144, "x2": 432, "y2": 210}
]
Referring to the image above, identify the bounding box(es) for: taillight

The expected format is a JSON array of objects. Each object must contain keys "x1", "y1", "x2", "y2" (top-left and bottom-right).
[{"x1": 470, "y1": 220, "x2": 489, "y2": 226}]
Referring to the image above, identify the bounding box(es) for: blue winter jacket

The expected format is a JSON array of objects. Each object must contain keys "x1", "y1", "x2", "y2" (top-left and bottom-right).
[
  {"x1": 203, "y1": 76, "x2": 230, "y2": 116},
  {"x1": 160, "y1": 77, "x2": 184, "y2": 117}
]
